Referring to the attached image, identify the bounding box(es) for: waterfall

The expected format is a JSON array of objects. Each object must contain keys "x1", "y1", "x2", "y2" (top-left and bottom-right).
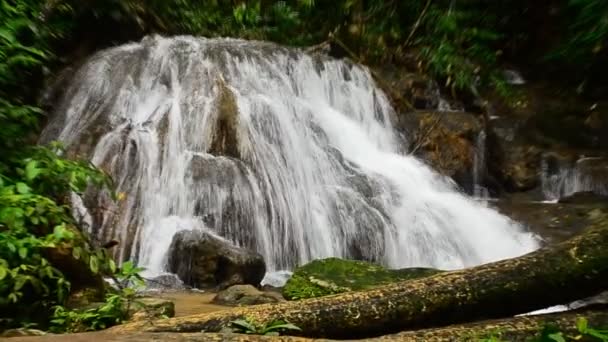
[
  {"x1": 472, "y1": 131, "x2": 490, "y2": 199},
  {"x1": 41, "y1": 36, "x2": 538, "y2": 276},
  {"x1": 542, "y1": 155, "x2": 608, "y2": 202}
]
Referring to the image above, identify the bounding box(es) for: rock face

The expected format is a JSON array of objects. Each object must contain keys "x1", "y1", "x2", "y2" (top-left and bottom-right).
[
  {"x1": 167, "y1": 229, "x2": 266, "y2": 289},
  {"x1": 212, "y1": 285, "x2": 284, "y2": 306},
  {"x1": 500, "y1": 146, "x2": 542, "y2": 191},
  {"x1": 282, "y1": 258, "x2": 441, "y2": 300},
  {"x1": 401, "y1": 111, "x2": 483, "y2": 191}
]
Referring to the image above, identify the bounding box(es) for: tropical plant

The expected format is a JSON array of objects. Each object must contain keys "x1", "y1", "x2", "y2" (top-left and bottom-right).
[
  {"x1": 229, "y1": 318, "x2": 302, "y2": 336},
  {"x1": 48, "y1": 261, "x2": 146, "y2": 333}
]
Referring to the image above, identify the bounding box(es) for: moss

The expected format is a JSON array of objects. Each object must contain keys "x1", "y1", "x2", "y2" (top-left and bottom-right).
[{"x1": 282, "y1": 258, "x2": 441, "y2": 300}]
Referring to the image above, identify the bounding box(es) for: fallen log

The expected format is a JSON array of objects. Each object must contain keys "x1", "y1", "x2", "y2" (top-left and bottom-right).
[
  {"x1": 112, "y1": 216, "x2": 608, "y2": 339},
  {"x1": 14, "y1": 308, "x2": 608, "y2": 342},
  {"x1": 386, "y1": 306, "x2": 608, "y2": 341}
]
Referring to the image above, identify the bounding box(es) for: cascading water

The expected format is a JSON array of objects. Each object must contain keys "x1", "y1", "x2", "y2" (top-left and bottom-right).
[
  {"x1": 41, "y1": 36, "x2": 539, "y2": 277},
  {"x1": 541, "y1": 155, "x2": 608, "y2": 202},
  {"x1": 472, "y1": 131, "x2": 490, "y2": 200}
]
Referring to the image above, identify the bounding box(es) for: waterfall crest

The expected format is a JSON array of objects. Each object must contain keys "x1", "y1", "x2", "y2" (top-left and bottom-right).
[{"x1": 42, "y1": 36, "x2": 539, "y2": 274}]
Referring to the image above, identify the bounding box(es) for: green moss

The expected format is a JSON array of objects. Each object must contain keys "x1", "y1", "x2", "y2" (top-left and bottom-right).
[{"x1": 282, "y1": 258, "x2": 441, "y2": 300}]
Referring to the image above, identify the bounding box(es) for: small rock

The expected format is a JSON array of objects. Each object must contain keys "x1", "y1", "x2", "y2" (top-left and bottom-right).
[
  {"x1": 1, "y1": 329, "x2": 47, "y2": 337},
  {"x1": 144, "y1": 274, "x2": 189, "y2": 291},
  {"x1": 129, "y1": 297, "x2": 175, "y2": 321},
  {"x1": 212, "y1": 285, "x2": 284, "y2": 306}
]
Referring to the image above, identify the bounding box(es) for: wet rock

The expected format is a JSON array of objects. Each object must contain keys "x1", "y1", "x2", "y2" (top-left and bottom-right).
[
  {"x1": 543, "y1": 155, "x2": 608, "y2": 200},
  {"x1": 500, "y1": 146, "x2": 542, "y2": 192},
  {"x1": 575, "y1": 157, "x2": 608, "y2": 193},
  {"x1": 494, "y1": 197, "x2": 608, "y2": 243},
  {"x1": 0, "y1": 329, "x2": 47, "y2": 337},
  {"x1": 559, "y1": 192, "x2": 608, "y2": 205},
  {"x1": 260, "y1": 284, "x2": 283, "y2": 293},
  {"x1": 208, "y1": 79, "x2": 241, "y2": 158},
  {"x1": 144, "y1": 274, "x2": 189, "y2": 291},
  {"x1": 186, "y1": 155, "x2": 260, "y2": 250},
  {"x1": 402, "y1": 111, "x2": 483, "y2": 190},
  {"x1": 129, "y1": 297, "x2": 175, "y2": 321},
  {"x1": 212, "y1": 285, "x2": 284, "y2": 306},
  {"x1": 167, "y1": 229, "x2": 266, "y2": 289},
  {"x1": 373, "y1": 65, "x2": 432, "y2": 111},
  {"x1": 282, "y1": 257, "x2": 441, "y2": 300}
]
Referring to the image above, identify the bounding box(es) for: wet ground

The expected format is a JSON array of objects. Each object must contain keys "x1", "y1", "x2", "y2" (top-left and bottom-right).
[{"x1": 150, "y1": 291, "x2": 230, "y2": 316}]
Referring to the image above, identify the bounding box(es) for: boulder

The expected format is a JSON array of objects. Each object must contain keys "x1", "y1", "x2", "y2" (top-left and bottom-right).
[
  {"x1": 282, "y1": 258, "x2": 441, "y2": 300},
  {"x1": 212, "y1": 285, "x2": 284, "y2": 306},
  {"x1": 167, "y1": 229, "x2": 266, "y2": 289}
]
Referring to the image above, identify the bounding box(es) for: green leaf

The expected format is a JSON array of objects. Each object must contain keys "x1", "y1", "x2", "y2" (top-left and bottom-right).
[
  {"x1": 14, "y1": 276, "x2": 27, "y2": 291},
  {"x1": 72, "y1": 246, "x2": 81, "y2": 260},
  {"x1": 18, "y1": 247, "x2": 28, "y2": 259},
  {"x1": 89, "y1": 255, "x2": 99, "y2": 274},
  {"x1": 7, "y1": 242, "x2": 16, "y2": 253},
  {"x1": 109, "y1": 259, "x2": 116, "y2": 273},
  {"x1": 267, "y1": 323, "x2": 302, "y2": 332},
  {"x1": 231, "y1": 319, "x2": 257, "y2": 332},
  {"x1": 548, "y1": 332, "x2": 566, "y2": 342},
  {"x1": 0, "y1": 266, "x2": 7, "y2": 280},
  {"x1": 25, "y1": 160, "x2": 42, "y2": 181},
  {"x1": 54, "y1": 225, "x2": 66, "y2": 240},
  {"x1": 16, "y1": 182, "x2": 31, "y2": 194},
  {"x1": 576, "y1": 317, "x2": 588, "y2": 333}
]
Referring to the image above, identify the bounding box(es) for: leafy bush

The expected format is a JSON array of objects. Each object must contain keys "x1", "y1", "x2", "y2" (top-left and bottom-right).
[{"x1": 49, "y1": 261, "x2": 145, "y2": 333}]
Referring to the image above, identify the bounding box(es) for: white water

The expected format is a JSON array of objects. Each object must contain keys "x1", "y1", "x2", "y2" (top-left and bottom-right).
[
  {"x1": 542, "y1": 155, "x2": 608, "y2": 201},
  {"x1": 42, "y1": 36, "x2": 539, "y2": 276}
]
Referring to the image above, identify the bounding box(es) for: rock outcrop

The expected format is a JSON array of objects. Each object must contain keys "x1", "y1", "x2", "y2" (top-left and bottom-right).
[
  {"x1": 167, "y1": 229, "x2": 266, "y2": 289},
  {"x1": 402, "y1": 111, "x2": 483, "y2": 191}
]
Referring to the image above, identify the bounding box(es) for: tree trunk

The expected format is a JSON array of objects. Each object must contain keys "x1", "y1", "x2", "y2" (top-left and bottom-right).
[{"x1": 112, "y1": 217, "x2": 608, "y2": 339}]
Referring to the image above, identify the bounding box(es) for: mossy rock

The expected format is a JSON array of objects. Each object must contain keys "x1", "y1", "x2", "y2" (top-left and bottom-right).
[
  {"x1": 129, "y1": 297, "x2": 175, "y2": 321},
  {"x1": 282, "y1": 258, "x2": 442, "y2": 300}
]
